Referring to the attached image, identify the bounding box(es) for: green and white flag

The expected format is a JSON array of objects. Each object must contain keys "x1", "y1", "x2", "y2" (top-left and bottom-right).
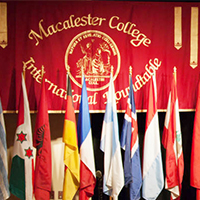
[{"x1": 10, "y1": 74, "x2": 34, "y2": 200}]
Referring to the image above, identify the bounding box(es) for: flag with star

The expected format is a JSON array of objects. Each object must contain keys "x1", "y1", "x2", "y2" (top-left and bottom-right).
[{"x1": 9, "y1": 73, "x2": 34, "y2": 200}]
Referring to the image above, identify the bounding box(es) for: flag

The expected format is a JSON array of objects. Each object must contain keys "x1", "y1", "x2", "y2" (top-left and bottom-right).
[
  {"x1": 0, "y1": 98, "x2": 10, "y2": 199},
  {"x1": 33, "y1": 78, "x2": 52, "y2": 200},
  {"x1": 62, "y1": 75, "x2": 80, "y2": 200},
  {"x1": 100, "y1": 73, "x2": 124, "y2": 200},
  {"x1": 162, "y1": 70, "x2": 184, "y2": 199},
  {"x1": 120, "y1": 75, "x2": 142, "y2": 200},
  {"x1": 142, "y1": 74, "x2": 164, "y2": 200},
  {"x1": 191, "y1": 79, "x2": 200, "y2": 199},
  {"x1": 77, "y1": 76, "x2": 96, "y2": 200},
  {"x1": 9, "y1": 74, "x2": 34, "y2": 200}
]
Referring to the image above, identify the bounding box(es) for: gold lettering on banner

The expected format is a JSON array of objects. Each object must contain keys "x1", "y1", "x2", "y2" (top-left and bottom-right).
[
  {"x1": 23, "y1": 57, "x2": 161, "y2": 107},
  {"x1": 190, "y1": 7, "x2": 198, "y2": 69},
  {"x1": 28, "y1": 20, "x2": 49, "y2": 46},
  {"x1": 28, "y1": 14, "x2": 106, "y2": 46},
  {"x1": 103, "y1": 58, "x2": 162, "y2": 104},
  {"x1": 23, "y1": 57, "x2": 98, "y2": 105},
  {"x1": 45, "y1": 79, "x2": 67, "y2": 99},
  {"x1": 102, "y1": 87, "x2": 129, "y2": 104},
  {"x1": 23, "y1": 57, "x2": 42, "y2": 83},
  {"x1": 28, "y1": 14, "x2": 150, "y2": 48},
  {"x1": 133, "y1": 58, "x2": 161, "y2": 92},
  {"x1": 109, "y1": 16, "x2": 151, "y2": 47},
  {"x1": 174, "y1": 7, "x2": 182, "y2": 50},
  {"x1": 0, "y1": 3, "x2": 7, "y2": 48}
]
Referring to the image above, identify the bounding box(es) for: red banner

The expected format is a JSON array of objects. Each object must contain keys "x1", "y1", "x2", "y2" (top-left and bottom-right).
[{"x1": 0, "y1": 1, "x2": 200, "y2": 112}]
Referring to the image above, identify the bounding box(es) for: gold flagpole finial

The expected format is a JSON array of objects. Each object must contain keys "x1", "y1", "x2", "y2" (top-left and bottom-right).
[
  {"x1": 41, "y1": 65, "x2": 45, "y2": 82},
  {"x1": 173, "y1": 66, "x2": 177, "y2": 82},
  {"x1": 129, "y1": 66, "x2": 132, "y2": 75},
  {"x1": 111, "y1": 66, "x2": 114, "y2": 76},
  {"x1": 81, "y1": 65, "x2": 84, "y2": 85},
  {"x1": 66, "y1": 65, "x2": 70, "y2": 75},
  {"x1": 173, "y1": 66, "x2": 177, "y2": 73},
  {"x1": 23, "y1": 65, "x2": 26, "y2": 80},
  {"x1": 129, "y1": 66, "x2": 133, "y2": 85},
  {"x1": 66, "y1": 70, "x2": 69, "y2": 93}
]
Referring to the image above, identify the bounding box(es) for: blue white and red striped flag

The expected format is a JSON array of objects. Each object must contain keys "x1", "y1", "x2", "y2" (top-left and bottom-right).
[
  {"x1": 142, "y1": 74, "x2": 164, "y2": 200},
  {"x1": 120, "y1": 75, "x2": 142, "y2": 200},
  {"x1": 77, "y1": 76, "x2": 96, "y2": 200}
]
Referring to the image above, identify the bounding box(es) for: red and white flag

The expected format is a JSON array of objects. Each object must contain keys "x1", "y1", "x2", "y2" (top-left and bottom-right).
[
  {"x1": 191, "y1": 79, "x2": 200, "y2": 199},
  {"x1": 34, "y1": 78, "x2": 52, "y2": 200},
  {"x1": 9, "y1": 74, "x2": 34, "y2": 200},
  {"x1": 142, "y1": 74, "x2": 164, "y2": 199},
  {"x1": 162, "y1": 69, "x2": 184, "y2": 199}
]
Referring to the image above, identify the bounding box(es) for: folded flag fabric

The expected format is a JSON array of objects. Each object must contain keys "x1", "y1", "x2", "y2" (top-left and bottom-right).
[
  {"x1": 120, "y1": 75, "x2": 142, "y2": 200},
  {"x1": 77, "y1": 76, "x2": 96, "y2": 200},
  {"x1": 190, "y1": 79, "x2": 200, "y2": 200},
  {"x1": 100, "y1": 73, "x2": 124, "y2": 200},
  {"x1": 10, "y1": 74, "x2": 34, "y2": 200},
  {"x1": 0, "y1": 98, "x2": 10, "y2": 199},
  {"x1": 33, "y1": 78, "x2": 52, "y2": 200},
  {"x1": 62, "y1": 75, "x2": 80, "y2": 200},
  {"x1": 162, "y1": 70, "x2": 184, "y2": 199},
  {"x1": 191, "y1": 79, "x2": 200, "y2": 199},
  {"x1": 142, "y1": 74, "x2": 164, "y2": 200}
]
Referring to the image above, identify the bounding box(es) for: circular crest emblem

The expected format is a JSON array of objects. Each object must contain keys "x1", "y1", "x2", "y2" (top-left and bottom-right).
[{"x1": 65, "y1": 30, "x2": 120, "y2": 91}]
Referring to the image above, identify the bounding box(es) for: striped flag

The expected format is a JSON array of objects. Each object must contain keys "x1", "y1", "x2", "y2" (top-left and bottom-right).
[
  {"x1": 62, "y1": 75, "x2": 80, "y2": 200},
  {"x1": 34, "y1": 78, "x2": 52, "y2": 200},
  {"x1": 100, "y1": 73, "x2": 124, "y2": 200},
  {"x1": 77, "y1": 76, "x2": 96, "y2": 200},
  {"x1": 162, "y1": 69, "x2": 184, "y2": 199},
  {"x1": 120, "y1": 75, "x2": 142, "y2": 200},
  {"x1": 0, "y1": 98, "x2": 10, "y2": 199},
  {"x1": 191, "y1": 79, "x2": 200, "y2": 199},
  {"x1": 9, "y1": 74, "x2": 34, "y2": 200},
  {"x1": 142, "y1": 74, "x2": 164, "y2": 199}
]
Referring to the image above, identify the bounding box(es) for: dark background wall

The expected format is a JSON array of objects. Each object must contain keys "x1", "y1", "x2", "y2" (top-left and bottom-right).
[{"x1": 4, "y1": 111, "x2": 197, "y2": 200}]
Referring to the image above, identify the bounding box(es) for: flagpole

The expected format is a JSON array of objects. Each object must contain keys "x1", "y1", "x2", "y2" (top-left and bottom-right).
[
  {"x1": 81, "y1": 64, "x2": 84, "y2": 85},
  {"x1": 111, "y1": 65, "x2": 114, "y2": 77},
  {"x1": 173, "y1": 66, "x2": 177, "y2": 83},
  {"x1": 129, "y1": 66, "x2": 132, "y2": 84},
  {"x1": 109, "y1": 65, "x2": 114, "y2": 200},
  {"x1": 23, "y1": 63, "x2": 26, "y2": 80},
  {"x1": 41, "y1": 65, "x2": 44, "y2": 82},
  {"x1": 66, "y1": 65, "x2": 70, "y2": 91}
]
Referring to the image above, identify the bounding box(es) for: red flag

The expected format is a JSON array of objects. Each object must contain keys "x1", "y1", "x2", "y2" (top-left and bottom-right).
[
  {"x1": 34, "y1": 78, "x2": 52, "y2": 200},
  {"x1": 162, "y1": 69, "x2": 184, "y2": 200},
  {"x1": 191, "y1": 79, "x2": 200, "y2": 199}
]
